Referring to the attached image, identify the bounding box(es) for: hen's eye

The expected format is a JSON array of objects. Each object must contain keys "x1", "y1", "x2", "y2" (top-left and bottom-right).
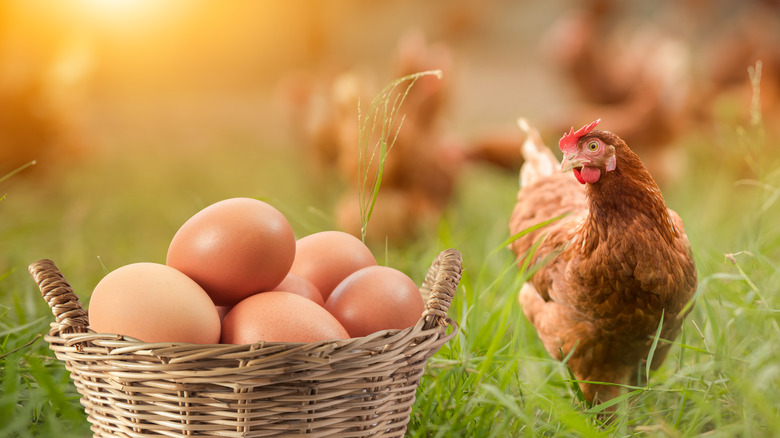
[{"x1": 587, "y1": 141, "x2": 599, "y2": 151}]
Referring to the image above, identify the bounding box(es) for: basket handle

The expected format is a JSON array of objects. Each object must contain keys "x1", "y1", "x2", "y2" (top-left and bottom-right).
[
  {"x1": 421, "y1": 249, "x2": 462, "y2": 330},
  {"x1": 29, "y1": 259, "x2": 89, "y2": 334}
]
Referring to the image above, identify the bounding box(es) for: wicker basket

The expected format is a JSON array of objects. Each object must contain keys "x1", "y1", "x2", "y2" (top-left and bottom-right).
[{"x1": 30, "y1": 249, "x2": 461, "y2": 437}]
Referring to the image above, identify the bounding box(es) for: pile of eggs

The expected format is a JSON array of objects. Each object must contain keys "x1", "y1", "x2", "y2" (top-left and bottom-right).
[{"x1": 87, "y1": 198, "x2": 425, "y2": 344}]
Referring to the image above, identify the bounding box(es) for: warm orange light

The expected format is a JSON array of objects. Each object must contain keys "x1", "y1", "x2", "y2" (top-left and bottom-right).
[
  {"x1": 79, "y1": 0, "x2": 154, "y2": 18},
  {"x1": 83, "y1": 0, "x2": 145, "y2": 13},
  {"x1": 72, "y1": 0, "x2": 187, "y2": 31}
]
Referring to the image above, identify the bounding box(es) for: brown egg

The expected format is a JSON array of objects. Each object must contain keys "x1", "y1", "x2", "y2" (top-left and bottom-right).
[
  {"x1": 325, "y1": 265, "x2": 424, "y2": 338},
  {"x1": 88, "y1": 263, "x2": 221, "y2": 344},
  {"x1": 166, "y1": 197, "x2": 296, "y2": 306},
  {"x1": 276, "y1": 273, "x2": 324, "y2": 306},
  {"x1": 289, "y1": 231, "x2": 377, "y2": 300},
  {"x1": 221, "y1": 291, "x2": 349, "y2": 344}
]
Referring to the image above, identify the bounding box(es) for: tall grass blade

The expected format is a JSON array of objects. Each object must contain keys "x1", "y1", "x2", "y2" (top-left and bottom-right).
[
  {"x1": 499, "y1": 212, "x2": 570, "y2": 250},
  {"x1": 0, "y1": 160, "x2": 37, "y2": 184},
  {"x1": 748, "y1": 60, "x2": 763, "y2": 128},
  {"x1": 586, "y1": 388, "x2": 643, "y2": 414},
  {"x1": 645, "y1": 309, "x2": 665, "y2": 381},
  {"x1": 357, "y1": 70, "x2": 442, "y2": 243}
]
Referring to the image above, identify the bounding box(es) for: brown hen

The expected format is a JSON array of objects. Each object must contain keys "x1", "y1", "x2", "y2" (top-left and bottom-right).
[{"x1": 509, "y1": 119, "x2": 697, "y2": 405}]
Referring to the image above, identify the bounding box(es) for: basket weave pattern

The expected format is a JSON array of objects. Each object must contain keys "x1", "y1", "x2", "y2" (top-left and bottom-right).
[{"x1": 30, "y1": 249, "x2": 462, "y2": 437}]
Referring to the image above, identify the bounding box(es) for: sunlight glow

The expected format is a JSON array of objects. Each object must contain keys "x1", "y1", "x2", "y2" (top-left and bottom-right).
[
  {"x1": 84, "y1": 0, "x2": 145, "y2": 13},
  {"x1": 80, "y1": 0, "x2": 154, "y2": 17},
  {"x1": 73, "y1": 0, "x2": 186, "y2": 31}
]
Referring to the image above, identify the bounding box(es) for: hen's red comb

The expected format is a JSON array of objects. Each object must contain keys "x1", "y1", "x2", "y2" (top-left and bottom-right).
[{"x1": 559, "y1": 119, "x2": 601, "y2": 153}]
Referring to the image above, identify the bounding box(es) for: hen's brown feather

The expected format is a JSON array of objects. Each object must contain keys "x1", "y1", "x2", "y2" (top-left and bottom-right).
[{"x1": 510, "y1": 123, "x2": 696, "y2": 404}]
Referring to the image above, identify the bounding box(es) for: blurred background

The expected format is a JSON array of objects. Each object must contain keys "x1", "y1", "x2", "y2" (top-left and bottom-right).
[{"x1": 1, "y1": 0, "x2": 779, "y2": 264}]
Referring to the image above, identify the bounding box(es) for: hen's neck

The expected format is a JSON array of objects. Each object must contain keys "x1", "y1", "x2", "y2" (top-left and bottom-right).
[{"x1": 582, "y1": 149, "x2": 675, "y2": 249}]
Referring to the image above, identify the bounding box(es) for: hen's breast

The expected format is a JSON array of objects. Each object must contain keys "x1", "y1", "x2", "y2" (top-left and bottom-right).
[{"x1": 566, "y1": 213, "x2": 695, "y2": 330}]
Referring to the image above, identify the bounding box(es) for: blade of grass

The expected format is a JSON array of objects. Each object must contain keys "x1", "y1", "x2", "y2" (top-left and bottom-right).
[
  {"x1": 499, "y1": 212, "x2": 570, "y2": 250},
  {"x1": 586, "y1": 388, "x2": 644, "y2": 415},
  {"x1": 0, "y1": 334, "x2": 42, "y2": 360},
  {"x1": 645, "y1": 309, "x2": 665, "y2": 381},
  {"x1": 748, "y1": 60, "x2": 763, "y2": 128},
  {"x1": 357, "y1": 70, "x2": 442, "y2": 243},
  {"x1": 0, "y1": 160, "x2": 37, "y2": 184}
]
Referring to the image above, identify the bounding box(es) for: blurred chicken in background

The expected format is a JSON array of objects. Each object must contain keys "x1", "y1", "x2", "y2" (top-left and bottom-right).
[
  {"x1": 541, "y1": 0, "x2": 694, "y2": 185},
  {"x1": 540, "y1": 0, "x2": 780, "y2": 185},
  {"x1": 283, "y1": 30, "x2": 528, "y2": 245},
  {"x1": 689, "y1": 0, "x2": 780, "y2": 133},
  {"x1": 336, "y1": 31, "x2": 464, "y2": 245}
]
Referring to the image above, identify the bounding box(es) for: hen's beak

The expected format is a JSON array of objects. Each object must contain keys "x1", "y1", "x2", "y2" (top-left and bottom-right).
[{"x1": 560, "y1": 154, "x2": 584, "y2": 173}]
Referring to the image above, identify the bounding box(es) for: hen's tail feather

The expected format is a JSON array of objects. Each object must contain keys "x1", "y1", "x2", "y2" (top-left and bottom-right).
[{"x1": 518, "y1": 118, "x2": 559, "y2": 188}]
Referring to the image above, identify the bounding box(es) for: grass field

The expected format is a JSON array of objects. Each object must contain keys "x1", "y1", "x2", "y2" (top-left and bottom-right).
[{"x1": 1, "y1": 104, "x2": 779, "y2": 437}]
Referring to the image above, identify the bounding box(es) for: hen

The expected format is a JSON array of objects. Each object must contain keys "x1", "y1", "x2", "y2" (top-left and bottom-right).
[{"x1": 509, "y1": 119, "x2": 697, "y2": 404}]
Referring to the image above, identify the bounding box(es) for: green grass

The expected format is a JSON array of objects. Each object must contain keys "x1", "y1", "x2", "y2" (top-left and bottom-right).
[{"x1": 2, "y1": 105, "x2": 779, "y2": 437}]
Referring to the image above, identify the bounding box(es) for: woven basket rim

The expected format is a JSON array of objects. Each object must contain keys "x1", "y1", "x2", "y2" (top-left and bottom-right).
[{"x1": 43, "y1": 315, "x2": 458, "y2": 350}]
